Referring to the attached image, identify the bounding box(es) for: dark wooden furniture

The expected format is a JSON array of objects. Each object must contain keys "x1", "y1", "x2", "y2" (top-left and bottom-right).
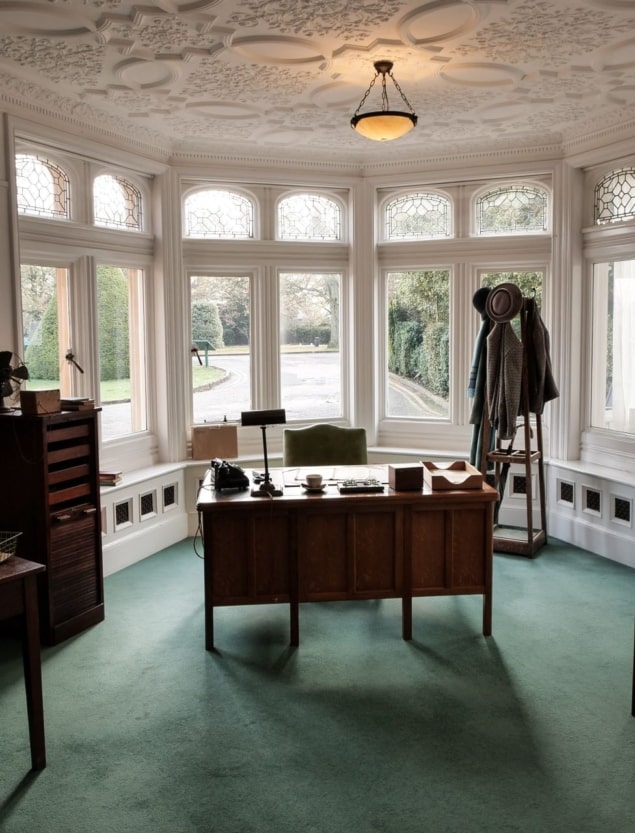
[
  {"x1": 0, "y1": 410, "x2": 104, "y2": 645},
  {"x1": 196, "y1": 468, "x2": 497, "y2": 650},
  {"x1": 0, "y1": 556, "x2": 46, "y2": 770}
]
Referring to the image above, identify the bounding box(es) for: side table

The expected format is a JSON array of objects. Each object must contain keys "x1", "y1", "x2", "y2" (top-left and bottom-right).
[{"x1": 0, "y1": 556, "x2": 46, "y2": 770}]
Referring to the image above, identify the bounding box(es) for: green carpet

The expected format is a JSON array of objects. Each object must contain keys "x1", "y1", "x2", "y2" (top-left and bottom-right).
[{"x1": 1, "y1": 539, "x2": 634, "y2": 833}]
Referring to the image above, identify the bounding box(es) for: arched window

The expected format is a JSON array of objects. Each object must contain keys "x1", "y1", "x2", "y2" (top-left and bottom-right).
[
  {"x1": 594, "y1": 168, "x2": 635, "y2": 225},
  {"x1": 93, "y1": 174, "x2": 143, "y2": 230},
  {"x1": 476, "y1": 185, "x2": 549, "y2": 235},
  {"x1": 15, "y1": 153, "x2": 70, "y2": 219},
  {"x1": 184, "y1": 189, "x2": 254, "y2": 239},
  {"x1": 277, "y1": 194, "x2": 341, "y2": 241},
  {"x1": 384, "y1": 192, "x2": 451, "y2": 240}
]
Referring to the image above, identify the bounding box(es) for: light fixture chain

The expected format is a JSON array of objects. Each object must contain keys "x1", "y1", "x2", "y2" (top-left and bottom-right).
[
  {"x1": 352, "y1": 73, "x2": 378, "y2": 117},
  {"x1": 389, "y1": 71, "x2": 416, "y2": 115}
]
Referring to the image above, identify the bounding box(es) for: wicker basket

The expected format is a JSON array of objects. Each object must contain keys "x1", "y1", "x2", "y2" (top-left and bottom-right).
[{"x1": 0, "y1": 531, "x2": 22, "y2": 563}]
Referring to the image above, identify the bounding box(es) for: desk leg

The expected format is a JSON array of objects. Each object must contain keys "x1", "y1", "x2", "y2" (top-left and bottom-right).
[
  {"x1": 631, "y1": 617, "x2": 634, "y2": 718},
  {"x1": 289, "y1": 512, "x2": 299, "y2": 647},
  {"x1": 483, "y1": 502, "x2": 494, "y2": 637},
  {"x1": 203, "y1": 554, "x2": 214, "y2": 651},
  {"x1": 22, "y1": 575, "x2": 46, "y2": 770},
  {"x1": 205, "y1": 604, "x2": 214, "y2": 652},
  {"x1": 483, "y1": 592, "x2": 492, "y2": 637},
  {"x1": 290, "y1": 601, "x2": 299, "y2": 647}
]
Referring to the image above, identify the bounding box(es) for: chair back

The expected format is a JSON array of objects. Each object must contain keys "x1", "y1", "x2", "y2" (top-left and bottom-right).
[{"x1": 283, "y1": 423, "x2": 367, "y2": 467}]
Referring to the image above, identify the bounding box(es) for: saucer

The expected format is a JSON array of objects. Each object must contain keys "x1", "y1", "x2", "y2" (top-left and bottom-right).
[{"x1": 302, "y1": 482, "x2": 326, "y2": 493}]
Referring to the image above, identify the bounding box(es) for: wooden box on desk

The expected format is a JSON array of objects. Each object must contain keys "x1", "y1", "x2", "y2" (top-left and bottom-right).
[
  {"x1": 19, "y1": 389, "x2": 61, "y2": 415},
  {"x1": 388, "y1": 463, "x2": 423, "y2": 491},
  {"x1": 422, "y1": 461, "x2": 483, "y2": 490}
]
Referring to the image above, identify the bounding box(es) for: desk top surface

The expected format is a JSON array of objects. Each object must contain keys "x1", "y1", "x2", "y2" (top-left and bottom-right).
[{"x1": 197, "y1": 465, "x2": 498, "y2": 509}]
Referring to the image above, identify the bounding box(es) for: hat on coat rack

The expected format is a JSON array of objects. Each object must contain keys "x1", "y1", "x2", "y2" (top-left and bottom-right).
[{"x1": 485, "y1": 282, "x2": 524, "y2": 323}]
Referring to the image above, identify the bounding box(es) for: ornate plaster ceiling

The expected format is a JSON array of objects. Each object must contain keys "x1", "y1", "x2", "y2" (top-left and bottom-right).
[{"x1": 0, "y1": 0, "x2": 635, "y2": 164}]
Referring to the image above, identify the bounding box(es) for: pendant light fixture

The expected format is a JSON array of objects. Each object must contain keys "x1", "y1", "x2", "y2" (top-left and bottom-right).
[{"x1": 351, "y1": 60, "x2": 417, "y2": 141}]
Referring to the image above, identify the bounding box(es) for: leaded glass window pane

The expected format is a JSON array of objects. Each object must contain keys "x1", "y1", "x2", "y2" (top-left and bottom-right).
[
  {"x1": 94, "y1": 174, "x2": 142, "y2": 230},
  {"x1": 15, "y1": 154, "x2": 70, "y2": 219},
  {"x1": 184, "y1": 190, "x2": 253, "y2": 239},
  {"x1": 385, "y1": 193, "x2": 451, "y2": 240},
  {"x1": 594, "y1": 168, "x2": 635, "y2": 225},
  {"x1": 278, "y1": 194, "x2": 341, "y2": 241},
  {"x1": 477, "y1": 185, "x2": 548, "y2": 235}
]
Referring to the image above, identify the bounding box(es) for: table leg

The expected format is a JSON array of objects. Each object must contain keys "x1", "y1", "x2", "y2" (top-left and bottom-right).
[
  {"x1": 22, "y1": 575, "x2": 46, "y2": 770},
  {"x1": 402, "y1": 596, "x2": 412, "y2": 641}
]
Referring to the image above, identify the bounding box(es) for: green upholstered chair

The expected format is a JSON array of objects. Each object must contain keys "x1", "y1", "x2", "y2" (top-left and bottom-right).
[{"x1": 282, "y1": 423, "x2": 368, "y2": 467}]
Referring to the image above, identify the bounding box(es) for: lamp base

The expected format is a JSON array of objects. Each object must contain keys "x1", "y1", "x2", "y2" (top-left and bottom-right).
[{"x1": 250, "y1": 482, "x2": 283, "y2": 498}]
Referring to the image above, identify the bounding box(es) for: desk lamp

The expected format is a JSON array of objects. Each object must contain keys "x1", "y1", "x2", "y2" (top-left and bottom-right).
[{"x1": 241, "y1": 408, "x2": 286, "y2": 497}]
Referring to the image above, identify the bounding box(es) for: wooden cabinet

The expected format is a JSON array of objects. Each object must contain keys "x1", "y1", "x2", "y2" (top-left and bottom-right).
[{"x1": 0, "y1": 410, "x2": 104, "y2": 644}]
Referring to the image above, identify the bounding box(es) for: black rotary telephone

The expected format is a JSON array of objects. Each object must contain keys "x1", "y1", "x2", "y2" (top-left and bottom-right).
[{"x1": 211, "y1": 458, "x2": 249, "y2": 492}]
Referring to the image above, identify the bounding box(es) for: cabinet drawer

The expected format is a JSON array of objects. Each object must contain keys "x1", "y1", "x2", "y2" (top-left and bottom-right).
[
  {"x1": 48, "y1": 463, "x2": 92, "y2": 487},
  {"x1": 48, "y1": 442, "x2": 91, "y2": 466},
  {"x1": 46, "y1": 422, "x2": 91, "y2": 444},
  {"x1": 49, "y1": 482, "x2": 93, "y2": 507}
]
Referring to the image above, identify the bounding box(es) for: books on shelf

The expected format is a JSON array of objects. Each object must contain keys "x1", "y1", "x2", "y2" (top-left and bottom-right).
[
  {"x1": 61, "y1": 397, "x2": 95, "y2": 411},
  {"x1": 100, "y1": 471, "x2": 122, "y2": 487}
]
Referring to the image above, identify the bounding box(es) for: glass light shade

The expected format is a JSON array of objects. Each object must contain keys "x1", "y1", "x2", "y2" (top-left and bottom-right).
[{"x1": 351, "y1": 111, "x2": 417, "y2": 141}]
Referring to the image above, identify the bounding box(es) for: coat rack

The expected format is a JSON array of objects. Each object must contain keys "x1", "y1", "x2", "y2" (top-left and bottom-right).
[{"x1": 473, "y1": 283, "x2": 558, "y2": 557}]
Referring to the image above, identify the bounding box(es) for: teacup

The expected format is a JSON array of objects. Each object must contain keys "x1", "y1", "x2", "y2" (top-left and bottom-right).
[{"x1": 305, "y1": 473, "x2": 323, "y2": 489}]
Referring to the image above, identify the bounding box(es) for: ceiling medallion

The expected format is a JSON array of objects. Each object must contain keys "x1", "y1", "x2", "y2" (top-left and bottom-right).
[{"x1": 350, "y1": 60, "x2": 417, "y2": 142}]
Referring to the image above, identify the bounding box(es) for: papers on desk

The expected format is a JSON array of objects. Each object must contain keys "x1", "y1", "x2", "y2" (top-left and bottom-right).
[{"x1": 283, "y1": 466, "x2": 386, "y2": 485}]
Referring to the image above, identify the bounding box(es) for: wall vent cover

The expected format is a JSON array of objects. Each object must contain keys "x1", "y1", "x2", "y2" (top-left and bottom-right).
[
  {"x1": 583, "y1": 487, "x2": 601, "y2": 516},
  {"x1": 612, "y1": 495, "x2": 632, "y2": 526},
  {"x1": 114, "y1": 498, "x2": 133, "y2": 529},
  {"x1": 140, "y1": 490, "x2": 156, "y2": 520},
  {"x1": 163, "y1": 482, "x2": 177, "y2": 510},
  {"x1": 558, "y1": 480, "x2": 575, "y2": 506}
]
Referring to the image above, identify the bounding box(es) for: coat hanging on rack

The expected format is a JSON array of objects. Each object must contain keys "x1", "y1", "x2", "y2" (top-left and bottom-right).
[
  {"x1": 485, "y1": 283, "x2": 524, "y2": 440},
  {"x1": 524, "y1": 296, "x2": 559, "y2": 414},
  {"x1": 468, "y1": 287, "x2": 493, "y2": 468}
]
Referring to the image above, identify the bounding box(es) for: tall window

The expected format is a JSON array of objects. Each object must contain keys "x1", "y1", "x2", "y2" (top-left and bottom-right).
[
  {"x1": 190, "y1": 275, "x2": 251, "y2": 424},
  {"x1": 184, "y1": 190, "x2": 254, "y2": 239},
  {"x1": 96, "y1": 266, "x2": 148, "y2": 441},
  {"x1": 590, "y1": 259, "x2": 635, "y2": 434},
  {"x1": 21, "y1": 265, "x2": 72, "y2": 395},
  {"x1": 385, "y1": 270, "x2": 450, "y2": 419},
  {"x1": 277, "y1": 194, "x2": 341, "y2": 241},
  {"x1": 15, "y1": 154, "x2": 70, "y2": 219},
  {"x1": 385, "y1": 192, "x2": 451, "y2": 240},
  {"x1": 279, "y1": 272, "x2": 342, "y2": 420},
  {"x1": 594, "y1": 168, "x2": 635, "y2": 225},
  {"x1": 94, "y1": 174, "x2": 143, "y2": 230},
  {"x1": 476, "y1": 185, "x2": 548, "y2": 235}
]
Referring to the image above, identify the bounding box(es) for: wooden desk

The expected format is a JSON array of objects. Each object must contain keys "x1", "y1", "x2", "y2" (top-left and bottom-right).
[
  {"x1": 0, "y1": 556, "x2": 46, "y2": 770},
  {"x1": 196, "y1": 468, "x2": 497, "y2": 650}
]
